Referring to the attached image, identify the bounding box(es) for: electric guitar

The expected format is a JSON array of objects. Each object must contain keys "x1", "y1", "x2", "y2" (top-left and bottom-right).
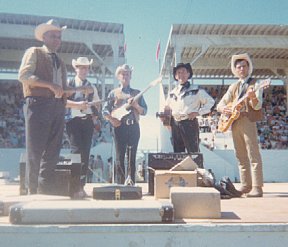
[
  {"x1": 217, "y1": 78, "x2": 271, "y2": 132},
  {"x1": 111, "y1": 76, "x2": 162, "y2": 121}
]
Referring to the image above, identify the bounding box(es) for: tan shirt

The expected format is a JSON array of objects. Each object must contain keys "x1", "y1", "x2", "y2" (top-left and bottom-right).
[{"x1": 18, "y1": 45, "x2": 67, "y2": 97}]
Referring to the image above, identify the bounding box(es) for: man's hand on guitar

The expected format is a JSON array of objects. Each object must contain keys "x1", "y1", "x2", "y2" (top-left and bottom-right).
[
  {"x1": 78, "y1": 85, "x2": 94, "y2": 96},
  {"x1": 223, "y1": 106, "x2": 233, "y2": 115},
  {"x1": 49, "y1": 84, "x2": 64, "y2": 98},
  {"x1": 109, "y1": 117, "x2": 121, "y2": 128}
]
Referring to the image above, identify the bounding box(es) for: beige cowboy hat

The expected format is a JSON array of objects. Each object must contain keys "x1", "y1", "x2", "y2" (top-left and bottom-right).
[
  {"x1": 35, "y1": 19, "x2": 67, "y2": 42},
  {"x1": 72, "y1": 57, "x2": 93, "y2": 68},
  {"x1": 231, "y1": 53, "x2": 253, "y2": 77},
  {"x1": 115, "y1": 64, "x2": 133, "y2": 77}
]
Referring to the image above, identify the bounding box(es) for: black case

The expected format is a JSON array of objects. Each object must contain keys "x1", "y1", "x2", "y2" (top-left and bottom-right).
[
  {"x1": 93, "y1": 185, "x2": 142, "y2": 200},
  {"x1": 19, "y1": 153, "x2": 81, "y2": 197},
  {"x1": 148, "y1": 152, "x2": 203, "y2": 195}
]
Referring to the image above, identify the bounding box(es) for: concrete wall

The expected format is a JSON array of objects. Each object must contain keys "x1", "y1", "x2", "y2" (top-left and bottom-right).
[{"x1": 0, "y1": 224, "x2": 287, "y2": 247}]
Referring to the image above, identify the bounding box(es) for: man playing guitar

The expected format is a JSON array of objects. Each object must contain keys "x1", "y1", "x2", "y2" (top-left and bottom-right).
[
  {"x1": 217, "y1": 53, "x2": 268, "y2": 198},
  {"x1": 102, "y1": 64, "x2": 147, "y2": 184},
  {"x1": 65, "y1": 57, "x2": 100, "y2": 198}
]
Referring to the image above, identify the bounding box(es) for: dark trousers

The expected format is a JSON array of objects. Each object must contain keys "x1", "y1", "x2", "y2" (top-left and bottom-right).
[
  {"x1": 171, "y1": 118, "x2": 199, "y2": 153},
  {"x1": 23, "y1": 97, "x2": 65, "y2": 194},
  {"x1": 113, "y1": 122, "x2": 140, "y2": 184},
  {"x1": 66, "y1": 116, "x2": 94, "y2": 186}
]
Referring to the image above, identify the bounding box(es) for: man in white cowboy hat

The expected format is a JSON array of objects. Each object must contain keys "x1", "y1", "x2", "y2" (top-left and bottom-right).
[
  {"x1": 162, "y1": 63, "x2": 214, "y2": 154},
  {"x1": 18, "y1": 19, "x2": 83, "y2": 196},
  {"x1": 102, "y1": 64, "x2": 147, "y2": 184},
  {"x1": 18, "y1": 19, "x2": 69, "y2": 195},
  {"x1": 217, "y1": 53, "x2": 265, "y2": 197},
  {"x1": 65, "y1": 57, "x2": 100, "y2": 198}
]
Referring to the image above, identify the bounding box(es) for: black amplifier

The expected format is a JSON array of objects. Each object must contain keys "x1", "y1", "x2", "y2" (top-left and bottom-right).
[
  {"x1": 19, "y1": 153, "x2": 81, "y2": 197},
  {"x1": 148, "y1": 152, "x2": 203, "y2": 195}
]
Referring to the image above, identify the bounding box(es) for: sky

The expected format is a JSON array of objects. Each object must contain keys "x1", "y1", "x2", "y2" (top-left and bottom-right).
[{"x1": 1, "y1": 0, "x2": 288, "y2": 150}]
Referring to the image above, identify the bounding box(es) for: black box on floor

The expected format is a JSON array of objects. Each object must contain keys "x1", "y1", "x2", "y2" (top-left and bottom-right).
[
  {"x1": 148, "y1": 152, "x2": 203, "y2": 195},
  {"x1": 19, "y1": 153, "x2": 81, "y2": 197},
  {"x1": 93, "y1": 185, "x2": 142, "y2": 200}
]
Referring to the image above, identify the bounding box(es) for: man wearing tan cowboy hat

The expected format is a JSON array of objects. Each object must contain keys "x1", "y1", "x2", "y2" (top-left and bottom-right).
[
  {"x1": 65, "y1": 57, "x2": 100, "y2": 198},
  {"x1": 162, "y1": 63, "x2": 214, "y2": 154},
  {"x1": 102, "y1": 64, "x2": 147, "y2": 184},
  {"x1": 18, "y1": 19, "x2": 82, "y2": 196},
  {"x1": 217, "y1": 53, "x2": 267, "y2": 197}
]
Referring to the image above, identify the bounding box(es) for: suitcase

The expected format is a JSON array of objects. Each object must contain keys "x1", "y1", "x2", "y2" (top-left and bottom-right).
[
  {"x1": 0, "y1": 194, "x2": 69, "y2": 216},
  {"x1": 19, "y1": 153, "x2": 81, "y2": 197},
  {"x1": 9, "y1": 199, "x2": 174, "y2": 224},
  {"x1": 93, "y1": 185, "x2": 142, "y2": 200},
  {"x1": 148, "y1": 152, "x2": 203, "y2": 195}
]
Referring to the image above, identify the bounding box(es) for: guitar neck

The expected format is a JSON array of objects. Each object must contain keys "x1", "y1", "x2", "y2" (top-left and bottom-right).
[{"x1": 234, "y1": 78, "x2": 269, "y2": 109}]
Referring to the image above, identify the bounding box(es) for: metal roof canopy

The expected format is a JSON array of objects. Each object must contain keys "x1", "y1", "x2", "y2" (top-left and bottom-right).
[
  {"x1": 0, "y1": 13, "x2": 126, "y2": 83},
  {"x1": 161, "y1": 24, "x2": 288, "y2": 82}
]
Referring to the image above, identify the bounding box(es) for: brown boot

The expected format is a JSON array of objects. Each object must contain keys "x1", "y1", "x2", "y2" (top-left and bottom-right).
[
  {"x1": 247, "y1": 187, "x2": 263, "y2": 198},
  {"x1": 239, "y1": 186, "x2": 252, "y2": 195}
]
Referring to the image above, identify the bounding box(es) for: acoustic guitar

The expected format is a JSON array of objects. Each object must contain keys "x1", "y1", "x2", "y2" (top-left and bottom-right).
[{"x1": 217, "y1": 78, "x2": 271, "y2": 132}]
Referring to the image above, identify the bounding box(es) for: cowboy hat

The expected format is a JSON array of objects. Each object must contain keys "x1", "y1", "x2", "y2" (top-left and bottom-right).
[
  {"x1": 231, "y1": 53, "x2": 253, "y2": 77},
  {"x1": 72, "y1": 57, "x2": 93, "y2": 68},
  {"x1": 173, "y1": 63, "x2": 193, "y2": 81},
  {"x1": 115, "y1": 64, "x2": 133, "y2": 77},
  {"x1": 35, "y1": 19, "x2": 67, "y2": 42}
]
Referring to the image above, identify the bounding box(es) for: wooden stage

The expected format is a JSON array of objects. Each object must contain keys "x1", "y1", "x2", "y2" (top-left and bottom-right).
[{"x1": 0, "y1": 182, "x2": 288, "y2": 247}]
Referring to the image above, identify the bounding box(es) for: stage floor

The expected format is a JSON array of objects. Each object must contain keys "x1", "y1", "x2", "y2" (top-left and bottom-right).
[{"x1": 1, "y1": 182, "x2": 288, "y2": 225}]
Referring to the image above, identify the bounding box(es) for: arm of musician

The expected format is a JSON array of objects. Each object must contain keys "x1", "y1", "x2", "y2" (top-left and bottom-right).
[
  {"x1": 104, "y1": 114, "x2": 121, "y2": 128},
  {"x1": 198, "y1": 89, "x2": 215, "y2": 116},
  {"x1": 129, "y1": 96, "x2": 147, "y2": 116},
  {"x1": 18, "y1": 47, "x2": 64, "y2": 97},
  {"x1": 247, "y1": 86, "x2": 263, "y2": 110},
  {"x1": 216, "y1": 85, "x2": 234, "y2": 113},
  {"x1": 91, "y1": 85, "x2": 101, "y2": 111},
  {"x1": 66, "y1": 100, "x2": 89, "y2": 110}
]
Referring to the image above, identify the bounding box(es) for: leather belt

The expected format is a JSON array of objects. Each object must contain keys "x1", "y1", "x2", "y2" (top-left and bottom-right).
[{"x1": 173, "y1": 115, "x2": 189, "y2": 122}]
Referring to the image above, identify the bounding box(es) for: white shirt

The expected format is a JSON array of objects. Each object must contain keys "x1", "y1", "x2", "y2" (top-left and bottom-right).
[{"x1": 166, "y1": 83, "x2": 215, "y2": 120}]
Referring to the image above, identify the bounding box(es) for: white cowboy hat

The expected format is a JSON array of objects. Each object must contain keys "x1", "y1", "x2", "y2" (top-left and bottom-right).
[
  {"x1": 231, "y1": 53, "x2": 253, "y2": 77},
  {"x1": 35, "y1": 19, "x2": 67, "y2": 42},
  {"x1": 72, "y1": 57, "x2": 93, "y2": 68},
  {"x1": 115, "y1": 64, "x2": 133, "y2": 77}
]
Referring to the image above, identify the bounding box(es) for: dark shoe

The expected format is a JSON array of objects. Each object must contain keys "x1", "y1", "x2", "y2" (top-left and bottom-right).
[
  {"x1": 247, "y1": 187, "x2": 263, "y2": 197},
  {"x1": 239, "y1": 186, "x2": 252, "y2": 194}
]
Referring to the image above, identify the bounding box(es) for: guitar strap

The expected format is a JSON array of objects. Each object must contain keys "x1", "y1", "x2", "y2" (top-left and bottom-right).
[{"x1": 238, "y1": 77, "x2": 253, "y2": 100}]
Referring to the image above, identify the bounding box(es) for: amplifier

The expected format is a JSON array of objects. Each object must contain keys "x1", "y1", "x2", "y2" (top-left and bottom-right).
[
  {"x1": 148, "y1": 152, "x2": 203, "y2": 195},
  {"x1": 19, "y1": 153, "x2": 81, "y2": 197}
]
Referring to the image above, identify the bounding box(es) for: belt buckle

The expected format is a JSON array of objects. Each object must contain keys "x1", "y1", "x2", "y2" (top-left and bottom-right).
[{"x1": 126, "y1": 119, "x2": 134, "y2": 125}]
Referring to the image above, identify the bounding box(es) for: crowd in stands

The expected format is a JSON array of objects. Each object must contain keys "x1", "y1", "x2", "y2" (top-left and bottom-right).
[{"x1": 0, "y1": 81, "x2": 287, "y2": 150}]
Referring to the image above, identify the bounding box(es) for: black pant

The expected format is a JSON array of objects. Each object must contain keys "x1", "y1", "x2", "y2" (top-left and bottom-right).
[
  {"x1": 171, "y1": 118, "x2": 199, "y2": 153},
  {"x1": 113, "y1": 121, "x2": 140, "y2": 184},
  {"x1": 66, "y1": 116, "x2": 94, "y2": 187},
  {"x1": 23, "y1": 97, "x2": 65, "y2": 194}
]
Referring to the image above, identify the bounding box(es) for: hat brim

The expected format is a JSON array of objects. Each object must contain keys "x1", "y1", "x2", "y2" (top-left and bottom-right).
[
  {"x1": 35, "y1": 23, "x2": 67, "y2": 41},
  {"x1": 173, "y1": 63, "x2": 193, "y2": 81},
  {"x1": 72, "y1": 59, "x2": 93, "y2": 69},
  {"x1": 115, "y1": 66, "x2": 133, "y2": 77},
  {"x1": 231, "y1": 53, "x2": 253, "y2": 77}
]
